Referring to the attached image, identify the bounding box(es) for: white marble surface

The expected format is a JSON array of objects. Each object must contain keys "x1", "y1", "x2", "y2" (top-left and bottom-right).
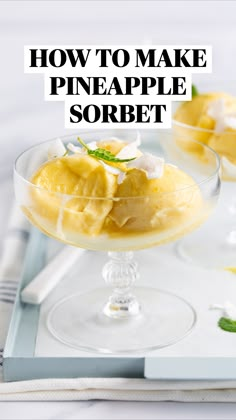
[
  {"x1": 0, "y1": 401, "x2": 235, "y2": 420},
  {"x1": 2, "y1": 401, "x2": 236, "y2": 420},
  {"x1": 1, "y1": 0, "x2": 236, "y2": 418}
]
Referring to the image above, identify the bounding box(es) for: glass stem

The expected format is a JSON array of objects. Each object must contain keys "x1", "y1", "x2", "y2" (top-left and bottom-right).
[{"x1": 102, "y1": 251, "x2": 140, "y2": 318}]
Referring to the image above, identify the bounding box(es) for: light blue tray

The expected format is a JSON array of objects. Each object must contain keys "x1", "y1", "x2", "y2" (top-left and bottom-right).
[
  {"x1": 3, "y1": 229, "x2": 143, "y2": 381},
  {"x1": 4, "y1": 227, "x2": 236, "y2": 382}
]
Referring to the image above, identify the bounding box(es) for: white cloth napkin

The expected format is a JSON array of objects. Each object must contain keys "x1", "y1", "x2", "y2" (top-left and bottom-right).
[{"x1": 1, "y1": 204, "x2": 236, "y2": 402}]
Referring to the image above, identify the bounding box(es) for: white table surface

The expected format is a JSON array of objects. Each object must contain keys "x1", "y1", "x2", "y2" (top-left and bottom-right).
[
  {"x1": 1, "y1": 1, "x2": 236, "y2": 418},
  {"x1": 2, "y1": 401, "x2": 236, "y2": 420}
]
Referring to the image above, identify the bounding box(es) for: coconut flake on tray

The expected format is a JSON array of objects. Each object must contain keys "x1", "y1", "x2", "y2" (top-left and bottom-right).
[{"x1": 210, "y1": 301, "x2": 236, "y2": 320}]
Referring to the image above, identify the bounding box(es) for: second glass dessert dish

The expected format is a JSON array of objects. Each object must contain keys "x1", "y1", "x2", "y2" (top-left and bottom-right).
[
  {"x1": 14, "y1": 130, "x2": 220, "y2": 353},
  {"x1": 173, "y1": 81, "x2": 236, "y2": 268}
]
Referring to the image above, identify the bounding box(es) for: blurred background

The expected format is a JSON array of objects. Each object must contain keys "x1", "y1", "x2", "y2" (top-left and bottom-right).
[{"x1": 0, "y1": 0, "x2": 235, "y2": 240}]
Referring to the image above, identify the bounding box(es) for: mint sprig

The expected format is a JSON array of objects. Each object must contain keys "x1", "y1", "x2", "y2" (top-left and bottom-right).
[
  {"x1": 192, "y1": 84, "x2": 199, "y2": 98},
  {"x1": 77, "y1": 137, "x2": 136, "y2": 163},
  {"x1": 218, "y1": 317, "x2": 236, "y2": 333}
]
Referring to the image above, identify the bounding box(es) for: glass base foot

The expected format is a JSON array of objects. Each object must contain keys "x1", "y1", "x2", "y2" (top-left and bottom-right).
[
  {"x1": 47, "y1": 287, "x2": 196, "y2": 354},
  {"x1": 103, "y1": 293, "x2": 140, "y2": 318}
]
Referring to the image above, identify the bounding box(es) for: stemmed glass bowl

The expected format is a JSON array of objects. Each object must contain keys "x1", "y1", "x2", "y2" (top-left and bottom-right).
[
  {"x1": 173, "y1": 81, "x2": 236, "y2": 268},
  {"x1": 14, "y1": 130, "x2": 220, "y2": 353}
]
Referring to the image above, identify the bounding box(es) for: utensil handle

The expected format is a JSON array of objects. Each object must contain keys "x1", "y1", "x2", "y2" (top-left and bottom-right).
[{"x1": 21, "y1": 247, "x2": 84, "y2": 304}]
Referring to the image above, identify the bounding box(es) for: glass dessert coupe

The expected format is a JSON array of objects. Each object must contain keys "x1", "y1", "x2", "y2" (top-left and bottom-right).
[
  {"x1": 14, "y1": 130, "x2": 220, "y2": 353},
  {"x1": 173, "y1": 81, "x2": 236, "y2": 268}
]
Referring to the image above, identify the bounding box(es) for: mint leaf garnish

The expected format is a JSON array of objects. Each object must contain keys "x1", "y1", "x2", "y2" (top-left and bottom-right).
[
  {"x1": 88, "y1": 148, "x2": 136, "y2": 163},
  {"x1": 77, "y1": 137, "x2": 136, "y2": 163},
  {"x1": 218, "y1": 317, "x2": 236, "y2": 333},
  {"x1": 192, "y1": 84, "x2": 199, "y2": 98}
]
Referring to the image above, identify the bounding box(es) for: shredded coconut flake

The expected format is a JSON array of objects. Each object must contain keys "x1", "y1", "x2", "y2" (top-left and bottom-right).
[
  {"x1": 127, "y1": 152, "x2": 165, "y2": 179},
  {"x1": 116, "y1": 132, "x2": 141, "y2": 160},
  {"x1": 210, "y1": 301, "x2": 236, "y2": 320},
  {"x1": 207, "y1": 99, "x2": 236, "y2": 133},
  {"x1": 67, "y1": 143, "x2": 83, "y2": 154},
  {"x1": 48, "y1": 139, "x2": 66, "y2": 159},
  {"x1": 67, "y1": 141, "x2": 98, "y2": 154},
  {"x1": 224, "y1": 115, "x2": 236, "y2": 130},
  {"x1": 116, "y1": 143, "x2": 139, "y2": 160},
  {"x1": 207, "y1": 98, "x2": 226, "y2": 133},
  {"x1": 167, "y1": 163, "x2": 178, "y2": 169},
  {"x1": 66, "y1": 134, "x2": 165, "y2": 184},
  {"x1": 86, "y1": 141, "x2": 98, "y2": 150},
  {"x1": 99, "y1": 160, "x2": 123, "y2": 175}
]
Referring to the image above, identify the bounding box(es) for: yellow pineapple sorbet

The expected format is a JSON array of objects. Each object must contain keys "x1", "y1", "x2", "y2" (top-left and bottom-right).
[
  {"x1": 26, "y1": 140, "x2": 204, "y2": 250},
  {"x1": 174, "y1": 92, "x2": 236, "y2": 179}
]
